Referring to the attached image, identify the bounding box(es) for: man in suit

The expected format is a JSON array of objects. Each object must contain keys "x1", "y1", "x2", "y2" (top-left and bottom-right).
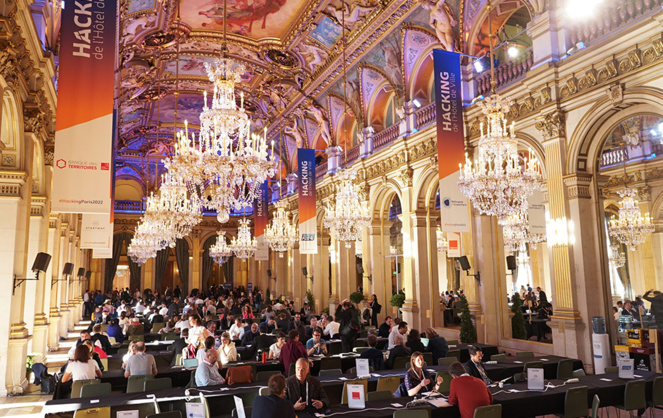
[
  {"x1": 385, "y1": 333, "x2": 411, "y2": 369},
  {"x1": 241, "y1": 322, "x2": 260, "y2": 346},
  {"x1": 536, "y1": 287, "x2": 548, "y2": 305},
  {"x1": 171, "y1": 328, "x2": 188, "y2": 365},
  {"x1": 463, "y1": 345, "x2": 493, "y2": 385},
  {"x1": 360, "y1": 334, "x2": 385, "y2": 370},
  {"x1": 447, "y1": 361, "x2": 493, "y2": 418},
  {"x1": 252, "y1": 374, "x2": 296, "y2": 418},
  {"x1": 167, "y1": 297, "x2": 180, "y2": 320},
  {"x1": 284, "y1": 358, "x2": 329, "y2": 413},
  {"x1": 245, "y1": 325, "x2": 276, "y2": 360}
]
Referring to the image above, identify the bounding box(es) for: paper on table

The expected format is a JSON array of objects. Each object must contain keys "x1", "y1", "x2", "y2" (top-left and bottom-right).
[
  {"x1": 117, "y1": 412, "x2": 139, "y2": 418},
  {"x1": 315, "y1": 414, "x2": 325, "y2": 417},
  {"x1": 514, "y1": 361, "x2": 523, "y2": 364},
  {"x1": 372, "y1": 373, "x2": 382, "y2": 377},
  {"x1": 421, "y1": 391, "x2": 435, "y2": 397},
  {"x1": 448, "y1": 345, "x2": 457, "y2": 348},
  {"x1": 428, "y1": 398, "x2": 451, "y2": 408},
  {"x1": 90, "y1": 399, "x2": 99, "y2": 403},
  {"x1": 540, "y1": 358, "x2": 549, "y2": 361},
  {"x1": 391, "y1": 403, "x2": 403, "y2": 407},
  {"x1": 634, "y1": 374, "x2": 643, "y2": 378},
  {"x1": 185, "y1": 402, "x2": 206, "y2": 418},
  {"x1": 600, "y1": 378, "x2": 612, "y2": 382},
  {"x1": 339, "y1": 377, "x2": 348, "y2": 380}
]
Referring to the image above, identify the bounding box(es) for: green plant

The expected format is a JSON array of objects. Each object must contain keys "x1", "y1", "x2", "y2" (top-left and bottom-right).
[
  {"x1": 510, "y1": 293, "x2": 528, "y2": 340},
  {"x1": 459, "y1": 295, "x2": 477, "y2": 344},
  {"x1": 390, "y1": 292, "x2": 405, "y2": 308},
  {"x1": 305, "y1": 289, "x2": 314, "y2": 310},
  {"x1": 350, "y1": 291, "x2": 364, "y2": 305}
]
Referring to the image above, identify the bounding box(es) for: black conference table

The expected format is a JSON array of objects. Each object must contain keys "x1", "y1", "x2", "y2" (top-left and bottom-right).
[{"x1": 45, "y1": 367, "x2": 658, "y2": 418}]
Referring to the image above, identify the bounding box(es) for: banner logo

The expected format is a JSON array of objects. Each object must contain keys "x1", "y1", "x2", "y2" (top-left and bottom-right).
[{"x1": 56, "y1": 159, "x2": 67, "y2": 169}]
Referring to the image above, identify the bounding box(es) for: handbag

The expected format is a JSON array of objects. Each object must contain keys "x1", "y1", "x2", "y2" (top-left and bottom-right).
[{"x1": 374, "y1": 303, "x2": 382, "y2": 314}]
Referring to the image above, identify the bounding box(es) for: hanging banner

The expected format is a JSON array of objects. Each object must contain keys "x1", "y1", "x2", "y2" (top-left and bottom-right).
[
  {"x1": 81, "y1": 213, "x2": 113, "y2": 249},
  {"x1": 51, "y1": 0, "x2": 117, "y2": 214},
  {"x1": 446, "y1": 232, "x2": 461, "y2": 258},
  {"x1": 434, "y1": 49, "x2": 470, "y2": 233},
  {"x1": 92, "y1": 245, "x2": 112, "y2": 259},
  {"x1": 528, "y1": 189, "x2": 547, "y2": 236},
  {"x1": 298, "y1": 148, "x2": 317, "y2": 254},
  {"x1": 254, "y1": 181, "x2": 269, "y2": 261}
]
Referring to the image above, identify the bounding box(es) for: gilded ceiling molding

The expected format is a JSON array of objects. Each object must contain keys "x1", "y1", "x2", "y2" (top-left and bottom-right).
[{"x1": 534, "y1": 110, "x2": 566, "y2": 140}]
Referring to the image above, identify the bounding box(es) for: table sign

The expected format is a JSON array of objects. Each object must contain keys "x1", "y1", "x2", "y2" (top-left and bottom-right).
[
  {"x1": 527, "y1": 368, "x2": 544, "y2": 390},
  {"x1": 185, "y1": 402, "x2": 206, "y2": 418},
  {"x1": 347, "y1": 384, "x2": 365, "y2": 409},
  {"x1": 233, "y1": 396, "x2": 246, "y2": 418},
  {"x1": 356, "y1": 358, "x2": 370, "y2": 378},
  {"x1": 619, "y1": 359, "x2": 635, "y2": 379},
  {"x1": 116, "y1": 412, "x2": 138, "y2": 418}
]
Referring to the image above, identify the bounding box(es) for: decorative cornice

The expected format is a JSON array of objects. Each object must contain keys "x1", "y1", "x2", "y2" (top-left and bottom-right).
[
  {"x1": 535, "y1": 110, "x2": 566, "y2": 140},
  {"x1": 563, "y1": 173, "x2": 593, "y2": 199},
  {"x1": 0, "y1": 171, "x2": 27, "y2": 198}
]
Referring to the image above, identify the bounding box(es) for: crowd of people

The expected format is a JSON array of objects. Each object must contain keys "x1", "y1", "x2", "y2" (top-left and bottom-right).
[{"x1": 66, "y1": 285, "x2": 499, "y2": 417}]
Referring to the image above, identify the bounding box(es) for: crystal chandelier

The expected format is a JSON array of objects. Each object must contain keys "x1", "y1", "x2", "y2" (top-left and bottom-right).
[
  {"x1": 501, "y1": 210, "x2": 546, "y2": 253},
  {"x1": 436, "y1": 226, "x2": 449, "y2": 252},
  {"x1": 457, "y1": 1, "x2": 542, "y2": 225},
  {"x1": 458, "y1": 96, "x2": 543, "y2": 225},
  {"x1": 608, "y1": 188, "x2": 654, "y2": 251},
  {"x1": 264, "y1": 200, "x2": 298, "y2": 257},
  {"x1": 229, "y1": 218, "x2": 258, "y2": 259},
  {"x1": 608, "y1": 243, "x2": 626, "y2": 268},
  {"x1": 153, "y1": 171, "x2": 202, "y2": 245},
  {"x1": 324, "y1": 168, "x2": 371, "y2": 248},
  {"x1": 209, "y1": 231, "x2": 232, "y2": 264}
]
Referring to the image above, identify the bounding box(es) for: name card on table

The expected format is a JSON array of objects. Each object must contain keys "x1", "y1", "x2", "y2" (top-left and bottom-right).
[
  {"x1": 527, "y1": 368, "x2": 545, "y2": 390},
  {"x1": 116, "y1": 412, "x2": 138, "y2": 418},
  {"x1": 234, "y1": 396, "x2": 246, "y2": 418},
  {"x1": 618, "y1": 359, "x2": 635, "y2": 379},
  {"x1": 347, "y1": 384, "x2": 366, "y2": 409},
  {"x1": 356, "y1": 358, "x2": 371, "y2": 378},
  {"x1": 185, "y1": 402, "x2": 206, "y2": 418}
]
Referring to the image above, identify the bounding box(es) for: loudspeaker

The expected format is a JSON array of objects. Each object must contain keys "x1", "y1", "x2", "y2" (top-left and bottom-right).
[
  {"x1": 77, "y1": 267, "x2": 86, "y2": 278},
  {"x1": 85, "y1": 270, "x2": 92, "y2": 280},
  {"x1": 31, "y1": 252, "x2": 52, "y2": 273},
  {"x1": 506, "y1": 255, "x2": 517, "y2": 270},
  {"x1": 302, "y1": 267, "x2": 308, "y2": 277},
  {"x1": 267, "y1": 269, "x2": 272, "y2": 277},
  {"x1": 356, "y1": 263, "x2": 364, "y2": 275},
  {"x1": 62, "y1": 262, "x2": 74, "y2": 276},
  {"x1": 459, "y1": 256, "x2": 471, "y2": 271}
]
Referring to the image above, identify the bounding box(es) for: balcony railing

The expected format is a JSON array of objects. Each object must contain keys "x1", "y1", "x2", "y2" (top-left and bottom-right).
[
  {"x1": 600, "y1": 142, "x2": 663, "y2": 169},
  {"x1": 475, "y1": 52, "x2": 534, "y2": 97},
  {"x1": 114, "y1": 200, "x2": 143, "y2": 212},
  {"x1": 416, "y1": 102, "x2": 436, "y2": 128},
  {"x1": 373, "y1": 124, "x2": 400, "y2": 150}
]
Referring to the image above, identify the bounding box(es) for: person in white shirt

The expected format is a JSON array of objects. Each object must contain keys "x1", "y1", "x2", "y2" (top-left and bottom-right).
[
  {"x1": 196, "y1": 336, "x2": 221, "y2": 366},
  {"x1": 324, "y1": 318, "x2": 340, "y2": 339},
  {"x1": 388, "y1": 321, "x2": 409, "y2": 349},
  {"x1": 206, "y1": 301, "x2": 217, "y2": 316},
  {"x1": 218, "y1": 332, "x2": 237, "y2": 366},
  {"x1": 135, "y1": 300, "x2": 146, "y2": 314},
  {"x1": 175, "y1": 317, "x2": 191, "y2": 332},
  {"x1": 229, "y1": 318, "x2": 245, "y2": 341},
  {"x1": 118, "y1": 312, "x2": 131, "y2": 333},
  {"x1": 159, "y1": 303, "x2": 169, "y2": 317},
  {"x1": 62, "y1": 345, "x2": 102, "y2": 382},
  {"x1": 269, "y1": 332, "x2": 287, "y2": 359}
]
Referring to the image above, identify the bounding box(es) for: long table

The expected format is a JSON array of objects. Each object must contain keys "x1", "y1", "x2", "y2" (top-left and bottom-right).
[{"x1": 45, "y1": 368, "x2": 654, "y2": 418}]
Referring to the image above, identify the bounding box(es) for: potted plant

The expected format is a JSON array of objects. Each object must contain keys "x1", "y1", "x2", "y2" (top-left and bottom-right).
[
  {"x1": 349, "y1": 291, "x2": 364, "y2": 305},
  {"x1": 26, "y1": 353, "x2": 42, "y2": 379},
  {"x1": 390, "y1": 291, "x2": 405, "y2": 317},
  {"x1": 511, "y1": 293, "x2": 528, "y2": 340},
  {"x1": 305, "y1": 289, "x2": 314, "y2": 310},
  {"x1": 459, "y1": 295, "x2": 477, "y2": 344}
]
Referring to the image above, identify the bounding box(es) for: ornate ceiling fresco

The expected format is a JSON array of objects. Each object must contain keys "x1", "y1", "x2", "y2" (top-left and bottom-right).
[{"x1": 112, "y1": 0, "x2": 531, "y2": 200}]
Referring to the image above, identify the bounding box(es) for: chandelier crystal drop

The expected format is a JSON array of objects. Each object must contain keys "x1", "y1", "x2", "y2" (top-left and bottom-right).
[
  {"x1": 324, "y1": 168, "x2": 371, "y2": 248},
  {"x1": 209, "y1": 231, "x2": 232, "y2": 265},
  {"x1": 458, "y1": 95, "x2": 543, "y2": 225},
  {"x1": 608, "y1": 188, "x2": 655, "y2": 251},
  {"x1": 166, "y1": 56, "x2": 276, "y2": 224},
  {"x1": 501, "y1": 210, "x2": 547, "y2": 253},
  {"x1": 608, "y1": 243, "x2": 626, "y2": 269},
  {"x1": 229, "y1": 218, "x2": 258, "y2": 259},
  {"x1": 436, "y1": 227, "x2": 449, "y2": 252},
  {"x1": 264, "y1": 200, "x2": 298, "y2": 257}
]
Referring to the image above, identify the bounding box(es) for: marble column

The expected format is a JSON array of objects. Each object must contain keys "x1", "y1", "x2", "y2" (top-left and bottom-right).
[
  {"x1": 47, "y1": 215, "x2": 61, "y2": 351},
  {"x1": 397, "y1": 169, "x2": 420, "y2": 328},
  {"x1": 58, "y1": 222, "x2": 71, "y2": 337},
  {"x1": 0, "y1": 170, "x2": 33, "y2": 395},
  {"x1": 329, "y1": 236, "x2": 340, "y2": 314},
  {"x1": 411, "y1": 211, "x2": 434, "y2": 330},
  {"x1": 312, "y1": 235, "x2": 330, "y2": 314},
  {"x1": 471, "y1": 214, "x2": 500, "y2": 345},
  {"x1": 29, "y1": 197, "x2": 50, "y2": 356},
  {"x1": 368, "y1": 221, "x2": 392, "y2": 322}
]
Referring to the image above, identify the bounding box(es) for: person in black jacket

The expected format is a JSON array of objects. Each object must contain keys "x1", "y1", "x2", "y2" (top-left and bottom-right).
[
  {"x1": 284, "y1": 358, "x2": 330, "y2": 413},
  {"x1": 244, "y1": 325, "x2": 276, "y2": 360},
  {"x1": 406, "y1": 329, "x2": 425, "y2": 353},
  {"x1": 360, "y1": 334, "x2": 385, "y2": 370},
  {"x1": 167, "y1": 297, "x2": 180, "y2": 319},
  {"x1": 90, "y1": 324, "x2": 112, "y2": 353},
  {"x1": 463, "y1": 345, "x2": 493, "y2": 385},
  {"x1": 252, "y1": 374, "x2": 296, "y2": 418},
  {"x1": 385, "y1": 334, "x2": 411, "y2": 369},
  {"x1": 424, "y1": 327, "x2": 448, "y2": 365},
  {"x1": 170, "y1": 328, "x2": 188, "y2": 365},
  {"x1": 370, "y1": 294, "x2": 381, "y2": 327},
  {"x1": 378, "y1": 316, "x2": 393, "y2": 338}
]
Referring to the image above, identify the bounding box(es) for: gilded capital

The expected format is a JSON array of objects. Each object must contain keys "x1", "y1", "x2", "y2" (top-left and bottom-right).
[{"x1": 535, "y1": 110, "x2": 566, "y2": 140}]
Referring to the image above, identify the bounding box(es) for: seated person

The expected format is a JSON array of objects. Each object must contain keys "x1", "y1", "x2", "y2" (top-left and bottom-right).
[
  {"x1": 229, "y1": 317, "x2": 245, "y2": 341},
  {"x1": 195, "y1": 348, "x2": 226, "y2": 387},
  {"x1": 360, "y1": 334, "x2": 385, "y2": 370},
  {"x1": 284, "y1": 358, "x2": 329, "y2": 413},
  {"x1": 124, "y1": 341, "x2": 157, "y2": 377},
  {"x1": 241, "y1": 323, "x2": 260, "y2": 346},
  {"x1": 252, "y1": 374, "x2": 296, "y2": 418},
  {"x1": 62, "y1": 344, "x2": 103, "y2": 383},
  {"x1": 447, "y1": 361, "x2": 493, "y2": 418},
  {"x1": 276, "y1": 313, "x2": 291, "y2": 331},
  {"x1": 260, "y1": 318, "x2": 277, "y2": 334},
  {"x1": 385, "y1": 334, "x2": 411, "y2": 369},
  {"x1": 219, "y1": 332, "x2": 238, "y2": 366},
  {"x1": 406, "y1": 329, "x2": 425, "y2": 353},
  {"x1": 126, "y1": 316, "x2": 145, "y2": 336},
  {"x1": 404, "y1": 352, "x2": 443, "y2": 396},
  {"x1": 196, "y1": 336, "x2": 218, "y2": 365},
  {"x1": 106, "y1": 318, "x2": 124, "y2": 344},
  {"x1": 91, "y1": 324, "x2": 112, "y2": 352},
  {"x1": 463, "y1": 345, "x2": 493, "y2": 385},
  {"x1": 306, "y1": 327, "x2": 328, "y2": 356},
  {"x1": 279, "y1": 330, "x2": 308, "y2": 376},
  {"x1": 269, "y1": 332, "x2": 287, "y2": 360},
  {"x1": 378, "y1": 316, "x2": 392, "y2": 338},
  {"x1": 424, "y1": 327, "x2": 448, "y2": 365}
]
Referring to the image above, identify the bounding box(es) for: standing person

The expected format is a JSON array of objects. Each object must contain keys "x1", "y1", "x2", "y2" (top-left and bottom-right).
[
  {"x1": 447, "y1": 361, "x2": 493, "y2": 418},
  {"x1": 644, "y1": 289, "x2": 663, "y2": 329},
  {"x1": 252, "y1": 374, "x2": 296, "y2": 418},
  {"x1": 186, "y1": 314, "x2": 211, "y2": 359},
  {"x1": 279, "y1": 330, "x2": 308, "y2": 376},
  {"x1": 369, "y1": 294, "x2": 381, "y2": 327},
  {"x1": 61, "y1": 345, "x2": 103, "y2": 382},
  {"x1": 536, "y1": 287, "x2": 548, "y2": 305}
]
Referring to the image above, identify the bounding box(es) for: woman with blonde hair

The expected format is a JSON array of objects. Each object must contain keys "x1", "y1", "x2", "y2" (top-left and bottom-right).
[{"x1": 218, "y1": 332, "x2": 238, "y2": 366}]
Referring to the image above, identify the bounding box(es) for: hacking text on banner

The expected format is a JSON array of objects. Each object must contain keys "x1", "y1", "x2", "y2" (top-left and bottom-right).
[
  {"x1": 254, "y1": 181, "x2": 269, "y2": 261},
  {"x1": 298, "y1": 148, "x2": 317, "y2": 254}
]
